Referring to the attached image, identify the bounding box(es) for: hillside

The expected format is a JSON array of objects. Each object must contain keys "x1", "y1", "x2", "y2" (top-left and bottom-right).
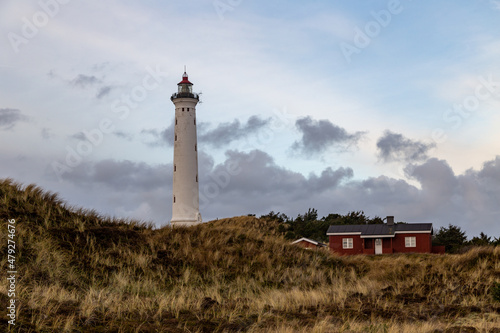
[{"x1": 1, "y1": 178, "x2": 500, "y2": 332}]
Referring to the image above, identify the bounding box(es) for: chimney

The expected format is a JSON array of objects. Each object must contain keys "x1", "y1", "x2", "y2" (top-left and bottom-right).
[{"x1": 387, "y1": 216, "x2": 394, "y2": 226}]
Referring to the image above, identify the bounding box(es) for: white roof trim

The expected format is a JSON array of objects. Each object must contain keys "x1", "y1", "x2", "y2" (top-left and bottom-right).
[
  {"x1": 394, "y1": 230, "x2": 431, "y2": 234},
  {"x1": 291, "y1": 237, "x2": 319, "y2": 245},
  {"x1": 326, "y1": 232, "x2": 362, "y2": 236},
  {"x1": 360, "y1": 235, "x2": 395, "y2": 238}
]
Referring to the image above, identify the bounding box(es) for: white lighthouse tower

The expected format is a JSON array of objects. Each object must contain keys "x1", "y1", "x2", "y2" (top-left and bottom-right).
[{"x1": 170, "y1": 70, "x2": 202, "y2": 227}]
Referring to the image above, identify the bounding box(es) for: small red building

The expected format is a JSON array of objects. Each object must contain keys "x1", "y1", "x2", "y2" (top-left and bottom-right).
[
  {"x1": 327, "y1": 216, "x2": 444, "y2": 255},
  {"x1": 291, "y1": 237, "x2": 327, "y2": 249}
]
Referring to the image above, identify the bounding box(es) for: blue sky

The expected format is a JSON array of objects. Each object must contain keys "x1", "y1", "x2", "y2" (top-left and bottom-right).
[{"x1": 1, "y1": 0, "x2": 499, "y2": 238}]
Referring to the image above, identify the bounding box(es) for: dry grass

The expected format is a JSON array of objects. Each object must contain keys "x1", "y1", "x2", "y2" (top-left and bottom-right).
[{"x1": 1, "y1": 178, "x2": 500, "y2": 332}]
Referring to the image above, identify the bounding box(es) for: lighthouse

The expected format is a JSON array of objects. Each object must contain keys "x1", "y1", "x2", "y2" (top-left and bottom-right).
[{"x1": 170, "y1": 70, "x2": 202, "y2": 227}]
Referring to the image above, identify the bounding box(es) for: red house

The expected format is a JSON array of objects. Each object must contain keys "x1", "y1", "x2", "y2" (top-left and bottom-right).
[
  {"x1": 327, "y1": 216, "x2": 445, "y2": 255},
  {"x1": 291, "y1": 237, "x2": 327, "y2": 249}
]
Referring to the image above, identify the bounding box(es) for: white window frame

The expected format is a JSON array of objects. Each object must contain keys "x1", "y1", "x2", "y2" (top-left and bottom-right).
[
  {"x1": 405, "y1": 236, "x2": 416, "y2": 248},
  {"x1": 342, "y1": 238, "x2": 353, "y2": 249}
]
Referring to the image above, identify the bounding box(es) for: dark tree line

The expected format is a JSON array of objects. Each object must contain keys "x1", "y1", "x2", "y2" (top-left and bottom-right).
[
  {"x1": 262, "y1": 209, "x2": 500, "y2": 251},
  {"x1": 261, "y1": 209, "x2": 384, "y2": 243}
]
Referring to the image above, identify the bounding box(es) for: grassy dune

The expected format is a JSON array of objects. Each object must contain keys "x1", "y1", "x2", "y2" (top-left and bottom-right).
[{"x1": 1, "y1": 178, "x2": 500, "y2": 332}]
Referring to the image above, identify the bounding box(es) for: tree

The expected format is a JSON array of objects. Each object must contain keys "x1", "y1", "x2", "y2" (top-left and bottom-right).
[
  {"x1": 297, "y1": 208, "x2": 318, "y2": 223},
  {"x1": 282, "y1": 209, "x2": 386, "y2": 243},
  {"x1": 321, "y1": 211, "x2": 384, "y2": 225},
  {"x1": 260, "y1": 211, "x2": 290, "y2": 223},
  {"x1": 370, "y1": 216, "x2": 385, "y2": 224},
  {"x1": 469, "y1": 232, "x2": 492, "y2": 246},
  {"x1": 433, "y1": 224, "x2": 467, "y2": 253}
]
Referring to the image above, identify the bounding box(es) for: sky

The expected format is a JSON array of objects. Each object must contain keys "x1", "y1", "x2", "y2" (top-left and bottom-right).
[{"x1": 1, "y1": 0, "x2": 499, "y2": 238}]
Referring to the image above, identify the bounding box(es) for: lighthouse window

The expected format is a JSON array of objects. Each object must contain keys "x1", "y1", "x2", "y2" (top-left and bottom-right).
[
  {"x1": 187, "y1": 108, "x2": 190, "y2": 111},
  {"x1": 174, "y1": 165, "x2": 176, "y2": 172},
  {"x1": 195, "y1": 144, "x2": 197, "y2": 151},
  {"x1": 175, "y1": 135, "x2": 177, "y2": 141},
  {"x1": 196, "y1": 175, "x2": 198, "y2": 182},
  {"x1": 194, "y1": 118, "x2": 196, "y2": 125},
  {"x1": 173, "y1": 196, "x2": 176, "y2": 203},
  {"x1": 182, "y1": 108, "x2": 184, "y2": 111}
]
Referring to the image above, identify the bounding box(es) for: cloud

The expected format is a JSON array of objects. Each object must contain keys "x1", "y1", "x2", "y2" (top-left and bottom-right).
[
  {"x1": 44, "y1": 159, "x2": 173, "y2": 225},
  {"x1": 71, "y1": 74, "x2": 101, "y2": 88},
  {"x1": 113, "y1": 131, "x2": 134, "y2": 141},
  {"x1": 199, "y1": 149, "x2": 354, "y2": 212},
  {"x1": 0, "y1": 108, "x2": 28, "y2": 130},
  {"x1": 143, "y1": 116, "x2": 270, "y2": 148},
  {"x1": 377, "y1": 131, "x2": 435, "y2": 163},
  {"x1": 96, "y1": 86, "x2": 113, "y2": 99},
  {"x1": 478, "y1": 157, "x2": 500, "y2": 183},
  {"x1": 199, "y1": 116, "x2": 270, "y2": 148},
  {"x1": 291, "y1": 116, "x2": 364, "y2": 155},
  {"x1": 404, "y1": 158, "x2": 458, "y2": 199},
  {"x1": 59, "y1": 159, "x2": 171, "y2": 192},
  {"x1": 141, "y1": 122, "x2": 174, "y2": 147},
  {"x1": 400, "y1": 157, "x2": 500, "y2": 233}
]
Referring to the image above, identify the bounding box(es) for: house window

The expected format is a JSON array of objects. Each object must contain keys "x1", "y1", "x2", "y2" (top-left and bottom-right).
[
  {"x1": 182, "y1": 108, "x2": 184, "y2": 111},
  {"x1": 342, "y1": 238, "x2": 353, "y2": 249},
  {"x1": 405, "y1": 237, "x2": 416, "y2": 248},
  {"x1": 187, "y1": 108, "x2": 190, "y2": 111}
]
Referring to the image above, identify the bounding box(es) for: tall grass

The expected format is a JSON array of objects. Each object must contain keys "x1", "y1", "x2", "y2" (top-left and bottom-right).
[{"x1": 1, "y1": 178, "x2": 499, "y2": 332}]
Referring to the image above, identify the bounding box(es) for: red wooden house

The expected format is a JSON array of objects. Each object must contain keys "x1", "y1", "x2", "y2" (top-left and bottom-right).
[
  {"x1": 291, "y1": 237, "x2": 327, "y2": 249},
  {"x1": 327, "y1": 216, "x2": 445, "y2": 255}
]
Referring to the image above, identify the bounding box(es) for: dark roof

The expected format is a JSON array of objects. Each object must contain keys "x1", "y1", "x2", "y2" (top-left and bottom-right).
[
  {"x1": 327, "y1": 223, "x2": 432, "y2": 236},
  {"x1": 394, "y1": 223, "x2": 433, "y2": 232}
]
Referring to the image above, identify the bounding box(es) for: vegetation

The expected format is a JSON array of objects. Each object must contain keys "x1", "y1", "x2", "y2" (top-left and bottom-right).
[
  {"x1": 264, "y1": 209, "x2": 385, "y2": 243},
  {"x1": 1, "y1": 179, "x2": 500, "y2": 332},
  {"x1": 433, "y1": 224, "x2": 468, "y2": 254}
]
